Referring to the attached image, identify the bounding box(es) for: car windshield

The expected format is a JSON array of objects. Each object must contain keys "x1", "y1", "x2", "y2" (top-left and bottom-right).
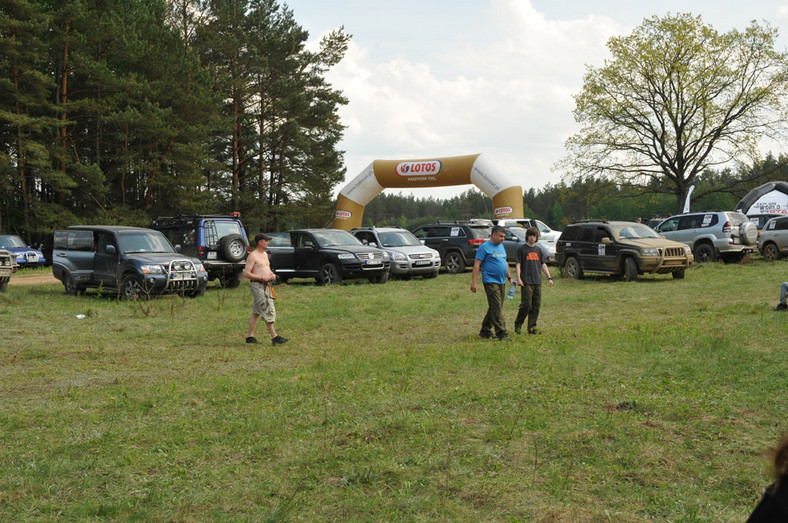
[
  {"x1": 614, "y1": 224, "x2": 661, "y2": 239},
  {"x1": 378, "y1": 231, "x2": 421, "y2": 247},
  {"x1": 508, "y1": 227, "x2": 527, "y2": 240},
  {"x1": 0, "y1": 235, "x2": 26, "y2": 249},
  {"x1": 313, "y1": 230, "x2": 362, "y2": 248},
  {"x1": 117, "y1": 231, "x2": 176, "y2": 253}
]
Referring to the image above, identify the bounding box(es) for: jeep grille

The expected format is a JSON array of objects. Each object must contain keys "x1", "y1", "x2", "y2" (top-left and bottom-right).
[
  {"x1": 663, "y1": 247, "x2": 685, "y2": 257},
  {"x1": 409, "y1": 253, "x2": 432, "y2": 259},
  {"x1": 357, "y1": 252, "x2": 383, "y2": 261}
]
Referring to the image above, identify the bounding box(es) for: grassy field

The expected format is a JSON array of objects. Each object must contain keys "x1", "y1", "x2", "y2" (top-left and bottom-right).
[{"x1": 1, "y1": 260, "x2": 786, "y2": 521}]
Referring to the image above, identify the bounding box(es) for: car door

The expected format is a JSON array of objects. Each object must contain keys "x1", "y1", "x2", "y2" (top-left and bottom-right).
[
  {"x1": 93, "y1": 231, "x2": 121, "y2": 288},
  {"x1": 422, "y1": 226, "x2": 451, "y2": 257},
  {"x1": 293, "y1": 232, "x2": 320, "y2": 274},
  {"x1": 775, "y1": 217, "x2": 788, "y2": 253}
]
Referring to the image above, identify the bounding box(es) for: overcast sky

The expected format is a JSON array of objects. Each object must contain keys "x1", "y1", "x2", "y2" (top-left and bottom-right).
[{"x1": 283, "y1": 0, "x2": 788, "y2": 199}]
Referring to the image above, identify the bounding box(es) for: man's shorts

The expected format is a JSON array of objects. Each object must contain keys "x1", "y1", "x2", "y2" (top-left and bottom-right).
[{"x1": 250, "y1": 282, "x2": 276, "y2": 323}]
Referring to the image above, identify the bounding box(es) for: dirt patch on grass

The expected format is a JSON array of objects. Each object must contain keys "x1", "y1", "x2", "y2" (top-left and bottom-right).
[{"x1": 12, "y1": 272, "x2": 58, "y2": 286}]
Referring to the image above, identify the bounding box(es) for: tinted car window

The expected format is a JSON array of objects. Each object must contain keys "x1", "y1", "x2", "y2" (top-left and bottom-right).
[
  {"x1": 560, "y1": 225, "x2": 581, "y2": 241},
  {"x1": 53, "y1": 230, "x2": 94, "y2": 251}
]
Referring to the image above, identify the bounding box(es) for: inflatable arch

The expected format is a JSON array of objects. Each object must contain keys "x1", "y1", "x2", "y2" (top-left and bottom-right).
[{"x1": 331, "y1": 153, "x2": 524, "y2": 230}]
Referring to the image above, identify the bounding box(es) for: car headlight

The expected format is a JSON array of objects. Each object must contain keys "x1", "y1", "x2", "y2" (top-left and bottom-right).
[
  {"x1": 392, "y1": 252, "x2": 406, "y2": 261},
  {"x1": 193, "y1": 262, "x2": 205, "y2": 272},
  {"x1": 641, "y1": 248, "x2": 659, "y2": 256},
  {"x1": 140, "y1": 264, "x2": 164, "y2": 274},
  {"x1": 337, "y1": 253, "x2": 355, "y2": 260},
  {"x1": 382, "y1": 252, "x2": 390, "y2": 261},
  {"x1": 684, "y1": 246, "x2": 692, "y2": 255}
]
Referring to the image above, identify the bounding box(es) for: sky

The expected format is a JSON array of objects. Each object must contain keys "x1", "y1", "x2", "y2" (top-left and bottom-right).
[{"x1": 282, "y1": 0, "x2": 788, "y2": 200}]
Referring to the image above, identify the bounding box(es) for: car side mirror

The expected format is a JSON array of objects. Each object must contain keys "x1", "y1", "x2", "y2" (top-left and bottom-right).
[
  {"x1": 106, "y1": 245, "x2": 117, "y2": 255},
  {"x1": 369, "y1": 242, "x2": 377, "y2": 247},
  {"x1": 601, "y1": 237, "x2": 612, "y2": 244},
  {"x1": 360, "y1": 239, "x2": 368, "y2": 245},
  {"x1": 174, "y1": 244, "x2": 182, "y2": 253},
  {"x1": 304, "y1": 241, "x2": 314, "y2": 248}
]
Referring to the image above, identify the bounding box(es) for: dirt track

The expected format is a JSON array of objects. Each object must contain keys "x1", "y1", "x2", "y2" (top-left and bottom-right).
[{"x1": 11, "y1": 273, "x2": 58, "y2": 286}]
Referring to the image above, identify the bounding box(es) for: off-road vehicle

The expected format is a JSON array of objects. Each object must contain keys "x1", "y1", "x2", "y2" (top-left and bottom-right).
[
  {"x1": 351, "y1": 226, "x2": 440, "y2": 279},
  {"x1": 0, "y1": 249, "x2": 18, "y2": 292},
  {"x1": 151, "y1": 213, "x2": 249, "y2": 287},
  {"x1": 758, "y1": 215, "x2": 788, "y2": 262},
  {"x1": 410, "y1": 221, "x2": 492, "y2": 273},
  {"x1": 52, "y1": 226, "x2": 208, "y2": 298},
  {"x1": 654, "y1": 210, "x2": 757, "y2": 263},
  {"x1": 266, "y1": 229, "x2": 390, "y2": 285},
  {"x1": 556, "y1": 220, "x2": 693, "y2": 281}
]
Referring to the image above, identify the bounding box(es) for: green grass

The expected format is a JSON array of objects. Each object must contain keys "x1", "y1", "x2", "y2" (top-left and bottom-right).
[{"x1": 1, "y1": 261, "x2": 786, "y2": 521}]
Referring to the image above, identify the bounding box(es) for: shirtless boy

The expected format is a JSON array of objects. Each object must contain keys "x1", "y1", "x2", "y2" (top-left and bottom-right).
[{"x1": 243, "y1": 232, "x2": 288, "y2": 345}]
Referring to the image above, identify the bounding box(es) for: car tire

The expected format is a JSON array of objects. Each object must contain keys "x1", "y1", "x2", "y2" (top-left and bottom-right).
[
  {"x1": 317, "y1": 263, "x2": 342, "y2": 285},
  {"x1": 564, "y1": 256, "x2": 583, "y2": 279},
  {"x1": 220, "y1": 269, "x2": 243, "y2": 288},
  {"x1": 444, "y1": 251, "x2": 466, "y2": 274},
  {"x1": 122, "y1": 274, "x2": 149, "y2": 300},
  {"x1": 763, "y1": 243, "x2": 782, "y2": 262},
  {"x1": 694, "y1": 242, "x2": 716, "y2": 263},
  {"x1": 370, "y1": 270, "x2": 389, "y2": 284},
  {"x1": 739, "y1": 221, "x2": 758, "y2": 246},
  {"x1": 189, "y1": 284, "x2": 207, "y2": 297},
  {"x1": 0, "y1": 281, "x2": 7, "y2": 292},
  {"x1": 220, "y1": 234, "x2": 246, "y2": 263},
  {"x1": 63, "y1": 273, "x2": 82, "y2": 295},
  {"x1": 623, "y1": 257, "x2": 638, "y2": 282},
  {"x1": 672, "y1": 269, "x2": 685, "y2": 279}
]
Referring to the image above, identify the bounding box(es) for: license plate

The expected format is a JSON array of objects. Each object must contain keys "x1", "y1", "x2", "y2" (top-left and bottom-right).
[
  {"x1": 414, "y1": 260, "x2": 431, "y2": 266},
  {"x1": 365, "y1": 260, "x2": 381, "y2": 265},
  {"x1": 207, "y1": 252, "x2": 217, "y2": 260}
]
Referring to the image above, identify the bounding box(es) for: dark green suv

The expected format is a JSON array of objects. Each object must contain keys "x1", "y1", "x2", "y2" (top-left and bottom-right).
[
  {"x1": 410, "y1": 222, "x2": 492, "y2": 274},
  {"x1": 556, "y1": 220, "x2": 693, "y2": 281}
]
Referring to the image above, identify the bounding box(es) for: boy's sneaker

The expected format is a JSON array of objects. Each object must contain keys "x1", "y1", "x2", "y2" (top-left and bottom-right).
[
  {"x1": 497, "y1": 333, "x2": 510, "y2": 341},
  {"x1": 272, "y1": 335, "x2": 289, "y2": 345},
  {"x1": 527, "y1": 328, "x2": 542, "y2": 335},
  {"x1": 479, "y1": 331, "x2": 494, "y2": 339},
  {"x1": 246, "y1": 336, "x2": 260, "y2": 344},
  {"x1": 775, "y1": 303, "x2": 788, "y2": 311}
]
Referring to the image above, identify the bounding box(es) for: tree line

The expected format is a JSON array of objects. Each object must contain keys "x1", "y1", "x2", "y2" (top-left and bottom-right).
[{"x1": 1, "y1": 0, "x2": 349, "y2": 244}]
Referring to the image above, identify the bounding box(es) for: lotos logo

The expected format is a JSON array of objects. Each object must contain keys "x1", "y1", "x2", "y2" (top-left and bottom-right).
[
  {"x1": 335, "y1": 210, "x2": 352, "y2": 219},
  {"x1": 494, "y1": 206, "x2": 513, "y2": 216},
  {"x1": 396, "y1": 160, "x2": 442, "y2": 176}
]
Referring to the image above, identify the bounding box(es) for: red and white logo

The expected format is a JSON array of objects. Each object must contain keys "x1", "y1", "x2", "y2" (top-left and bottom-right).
[
  {"x1": 396, "y1": 161, "x2": 442, "y2": 176},
  {"x1": 335, "y1": 210, "x2": 352, "y2": 219},
  {"x1": 494, "y1": 206, "x2": 513, "y2": 216}
]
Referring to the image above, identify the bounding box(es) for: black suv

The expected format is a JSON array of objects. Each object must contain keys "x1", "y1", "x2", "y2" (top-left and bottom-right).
[
  {"x1": 151, "y1": 214, "x2": 249, "y2": 287},
  {"x1": 556, "y1": 220, "x2": 693, "y2": 281},
  {"x1": 410, "y1": 222, "x2": 492, "y2": 273}
]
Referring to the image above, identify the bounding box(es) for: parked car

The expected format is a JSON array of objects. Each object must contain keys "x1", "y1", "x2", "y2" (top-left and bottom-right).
[
  {"x1": 0, "y1": 249, "x2": 18, "y2": 292},
  {"x1": 52, "y1": 226, "x2": 208, "y2": 298},
  {"x1": 0, "y1": 234, "x2": 47, "y2": 268},
  {"x1": 351, "y1": 227, "x2": 440, "y2": 279},
  {"x1": 411, "y1": 221, "x2": 492, "y2": 273},
  {"x1": 266, "y1": 229, "x2": 390, "y2": 285},
  {"x1": 556, "y1": 220, "x2": 693, "y2": 281},
  {"x1": 654, "y1": 211, "x2": 758, "y2": 263},
  {"x1": 501, "y1": 226, "x2": 557, "y2": 265},
  {"x1": 151, "y1": 213, "x2": 250, "y2": 287},
  {"x1": 757, "y1": 215, "x2": 788, "y2": 262},
  {"x1": 747, "y1": 213, "x2": 782, "y2": 231}
]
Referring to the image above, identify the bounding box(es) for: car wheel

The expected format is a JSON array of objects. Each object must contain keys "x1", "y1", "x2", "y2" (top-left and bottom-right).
[
  {"x1": 672, "y1": 270, "x2": 685, "y2": 279},
  {"x1": 0, "y1": 281, "x2": 7, "y2": 293},
  {"x1": 444, "y1": 252, "x2": 466, "y2": 274},
  {"x1": 694, "y1": 242, "x2": 716, "y2": 263},
  {"x1": 763, "y1": 243, "x2": 782, "y2": 262},
  {"x1": 739, "y1": 221, "x2": 758, "y2": 246},
  {"x1": 317, "y1": 263, "x2": 342, "y2": 285},
  {"x1": 122, "y1": 274, "x2": 149, "y2": 300},
  {"x1": 564, "y1": 256, "x2": 583, "y2": 279},
  {"x1": 63, "y1": 273, "x2": 82, "y2": 295},
  {"x1": 220, "y1": 269, "x2": 243, "y2": 288},
  {"x1": 220, "y1": 234, "x2": 246, "y2": 262},
  {"x1": 623, "y1": 257, "x2": 638, "y2": 282},
  {"x1": 189, "y1": 284, "x2": 207, "y2": 298},
  {"x1": 370, "y1": 270, "x2": 389, "y2": 284}
]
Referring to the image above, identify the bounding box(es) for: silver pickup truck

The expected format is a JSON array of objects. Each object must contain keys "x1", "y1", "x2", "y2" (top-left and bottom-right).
[{"x1": 52, "y1": 226, "x2": 208, "y2": 298}]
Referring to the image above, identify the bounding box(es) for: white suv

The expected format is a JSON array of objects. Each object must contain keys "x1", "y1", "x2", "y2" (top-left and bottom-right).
[
  {"x1": 654, "y1": 211, "x2": 757, "y2": 262},
  {"x1": 352, "y1": 227, "x2": 441, "y2": 279}
]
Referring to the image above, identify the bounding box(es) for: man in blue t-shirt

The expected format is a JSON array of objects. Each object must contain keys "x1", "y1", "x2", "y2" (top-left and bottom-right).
[{"x1": 471, "y1": 226, "x2": 512, "y2": 340}]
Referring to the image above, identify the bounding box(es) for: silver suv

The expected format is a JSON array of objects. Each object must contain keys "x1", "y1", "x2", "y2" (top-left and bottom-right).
[
  {"x1": 655, "y1": 211, "x2": 758, "y2": 262},
  {"x1": 352, "y1": 227, "x2": 441, "y2": 279},
  {"x1": 758, "y1": 215, "x2": 788, "y2": 262}
]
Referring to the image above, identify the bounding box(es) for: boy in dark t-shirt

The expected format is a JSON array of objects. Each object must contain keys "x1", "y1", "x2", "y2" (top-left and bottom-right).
[{"x1": 514, "y1": 227, "x2": 554, "y2": 334}]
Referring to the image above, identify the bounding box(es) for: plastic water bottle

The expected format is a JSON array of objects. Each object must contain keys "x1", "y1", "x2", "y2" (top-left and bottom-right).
[{"x1": 507, "y1": 279, "x2": 517, "y2": 299}]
